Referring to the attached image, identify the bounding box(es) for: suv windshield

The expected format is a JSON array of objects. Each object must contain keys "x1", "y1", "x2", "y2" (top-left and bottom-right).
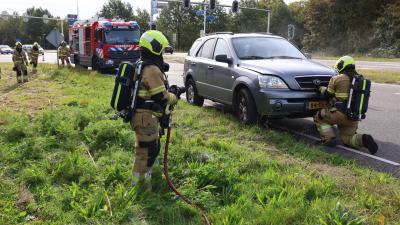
[
  {"x1": 232, "y1": 37, "x2": 306, "y2": 60},
  {"x1": 105, "y1": 29, "x2": 140, "y2": 44}
]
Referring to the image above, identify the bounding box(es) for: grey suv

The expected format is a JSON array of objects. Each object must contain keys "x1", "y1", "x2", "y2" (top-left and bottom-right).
[{"x1": 183, "y1": 33, "x2": 336, "y2": 124}]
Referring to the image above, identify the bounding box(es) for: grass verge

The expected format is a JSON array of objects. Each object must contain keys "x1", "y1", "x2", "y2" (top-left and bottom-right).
[
  {"x1": 312, "y1": 54, "x2": 400, "y2": 62},
  {"x1": 359, "y1": 69, "x2": 400, "y2": 84},
  {"x1": 1, "y1": 63, "x2": 400, "y2": 224}
]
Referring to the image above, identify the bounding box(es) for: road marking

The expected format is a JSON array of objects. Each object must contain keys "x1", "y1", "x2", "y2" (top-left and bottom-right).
[
  {"x1": 395, "y1": 93, "x2": 400, "y2": 95},
  {"x1": 271, "y1": 124, "x2": 400, "y2": 166}
]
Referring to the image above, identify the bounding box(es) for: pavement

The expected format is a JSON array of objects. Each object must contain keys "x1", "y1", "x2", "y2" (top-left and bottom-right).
[{"x1": 1, "y1": 51, "x2": 399, "y2": 175}]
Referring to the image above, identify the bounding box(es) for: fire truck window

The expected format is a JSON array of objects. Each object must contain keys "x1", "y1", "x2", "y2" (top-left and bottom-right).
[{"x1": 85, "y1": 27, "x2": 90, "y2": 41}]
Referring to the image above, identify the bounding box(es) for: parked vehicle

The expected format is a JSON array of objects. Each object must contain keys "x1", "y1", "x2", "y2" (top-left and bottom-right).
[
  {"x1": 69, "y1": 19, "x2": 141, "y2": 72},
  {"x1": 22, "y1": 44, "x2": 45, "y2": 55},
  {"x1": 0, "y1": 45, "x2": 13, "y2": 54},
  {"x1": 183, "y1": 33, "x2": 337, "y2": 124}
]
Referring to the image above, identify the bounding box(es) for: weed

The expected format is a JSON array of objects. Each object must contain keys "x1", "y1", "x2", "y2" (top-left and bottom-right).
[{"x1": 318, "y1": 202, "x2": 364, "y2": 225}]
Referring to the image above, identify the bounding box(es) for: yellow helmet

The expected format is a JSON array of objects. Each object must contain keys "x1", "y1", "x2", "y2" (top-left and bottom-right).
[
  {"x1": 33, "y1": 42, "x2": 39, "y2": 47},
  {"x1": 15, "y1": 42, "x2": 22, "y2": 48},
  {"x1": 334, "y1": 56, "x2": 355, "y2": 73},
  {"x1": 139, "y1": 30, "x2": 169, "y2": 56}
]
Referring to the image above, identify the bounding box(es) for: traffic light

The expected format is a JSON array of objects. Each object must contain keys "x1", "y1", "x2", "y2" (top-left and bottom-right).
[
  {"x1": 232, "y1": 0, "x2": 239, "y2": 13},
  {"x1": 183, "y1": 0, "x2": 190, "y2": 9},
  {"x1": 209, "y1": 0, "x2": 216, "y2": 11}
]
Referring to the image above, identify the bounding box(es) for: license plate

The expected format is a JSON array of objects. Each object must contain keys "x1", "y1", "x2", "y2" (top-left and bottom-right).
[{"x1": 308, "y1": 101, "x2": 328, "y2": 110}]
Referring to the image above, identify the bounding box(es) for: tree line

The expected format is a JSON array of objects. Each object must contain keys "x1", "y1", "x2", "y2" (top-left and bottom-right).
[{"x1": 1, "y1": 0, "x2": 399, "y2": 57}]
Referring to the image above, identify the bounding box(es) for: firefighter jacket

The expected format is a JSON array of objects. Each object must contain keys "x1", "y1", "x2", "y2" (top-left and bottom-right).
[
  {"x1": 320, "y1": 74, "x2": 350, "y2": 109},
  {"x1": 29, "y1": 49, "x2": 40, "y2": 62},
  {"x1": 12, "y1": 49, "x2": 28, "y2": 65},
  {"x1": 137, "y1": 64, "x2": 177, "y2": 115},
  {"x1": 58, "y1": 46, "x2": 70, "y2": 57}
]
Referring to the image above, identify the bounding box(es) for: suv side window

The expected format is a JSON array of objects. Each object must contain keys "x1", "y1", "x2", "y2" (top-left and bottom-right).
[
  {"x1": 197, "y1": 38, "x2": 216, "y2": 59},
  {"x1": 189, "y1": 40, "x2": 201, "y2": 56},
  {"x1": 213, "y1": 39, "x2": 231, "y2": 59}
]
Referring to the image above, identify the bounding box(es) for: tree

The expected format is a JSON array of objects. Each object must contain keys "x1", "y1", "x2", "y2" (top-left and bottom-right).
[
  {"x1": 98, "y1": 0, "x2": 134, "y2": 21},
  {"x1": 22, "y1": 7, "x2": 58, "y2": 45},
  {"x1": 133, "y1": 9, "x2": 150, "y2": 34}
]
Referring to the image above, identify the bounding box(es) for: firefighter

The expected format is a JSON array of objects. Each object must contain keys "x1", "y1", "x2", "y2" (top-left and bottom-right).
[
  {"x1": 313, "y1": 56, "x2": 378, "y2": 154},
  {"x1": 28, "y1": 42, "x2": 40, "y2": 74},
  {"x1": 58, "y1": 41, "x2": 71, "y2": 67},
  {"x1": 131, "y1": 30, "x2": 178, "y2": 190},
  {"x1": 12, "y1": 42, "x2": 29, "y2": 83}
]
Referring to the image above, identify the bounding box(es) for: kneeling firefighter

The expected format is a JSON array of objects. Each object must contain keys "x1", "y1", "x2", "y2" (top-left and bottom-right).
[
  {"x1": 314, "y1": 56, "x2": 378, "y2": 154},
  {"x1": 131, "y1": 30, "x2": 180, "y2": 188}
]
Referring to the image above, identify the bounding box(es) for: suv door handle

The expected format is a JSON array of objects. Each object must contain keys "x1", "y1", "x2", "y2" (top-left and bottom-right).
[
  {"x1": 191, "y1": 62, "x2": 196, "y2": 65},
  {"x1": 207, "y1": 66, "x2": 214, "y2": 70}
]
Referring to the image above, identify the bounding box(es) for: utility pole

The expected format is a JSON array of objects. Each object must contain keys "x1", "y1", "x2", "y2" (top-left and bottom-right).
[{"x1": 203, "y1": 4, "x2": 207, "y2": 34}]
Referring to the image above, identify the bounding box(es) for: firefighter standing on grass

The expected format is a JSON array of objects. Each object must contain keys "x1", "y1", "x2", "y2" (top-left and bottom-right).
[
  {"x1": 58, "y1": 41, "x2": 71, "y2": 67},
  {"x1": 28, "y1": 42, "x2": 40, "y2": 74},
  {"x1": 131, "y1": 30, "x2": 178, "y2": 190},
  {"x1": 314, "y1": 56, "x2": 378, "y2": 154},
  {"x1": 12, "y1": 42, "x2": 29, "y2": 83}
]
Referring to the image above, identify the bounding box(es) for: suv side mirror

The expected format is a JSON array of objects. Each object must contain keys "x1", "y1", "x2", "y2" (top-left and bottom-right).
[
  {"x1": 215, "y1": 54, "x2": 232, "y2": 64},
  {"x1": 304, "y1": 53, "x2": 312, "y2": 59}
]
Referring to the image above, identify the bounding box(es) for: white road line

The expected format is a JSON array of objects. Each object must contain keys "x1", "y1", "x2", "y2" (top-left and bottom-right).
[
  {"x1": 271, "y1": 124, "x2": 400, "y2": 166},
  {"x1": 395, "y1": 93, "x2": 400, "y2": 95}
]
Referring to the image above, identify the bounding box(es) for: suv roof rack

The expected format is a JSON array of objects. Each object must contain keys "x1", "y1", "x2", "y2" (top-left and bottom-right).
[{"x1": 206, "y1": 32, "x2": 234, "y2": 36}]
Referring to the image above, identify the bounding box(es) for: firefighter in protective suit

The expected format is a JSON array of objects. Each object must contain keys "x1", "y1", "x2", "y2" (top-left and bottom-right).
[
  {"x1": 28, "y1": 42, "x2": 40, "y2": 74},
  {"x1": 314, "y1": 56, "x2": 378, "y2": 154},
  {"x1": 12, "y1": 42, "x2": 29, "y2": 83},
  {"x1": 58, "y1": 41, "x2": 71, "y2": 67},
  {"x1": 131, "y1": 30, "x2": 177, "y2": 189}
]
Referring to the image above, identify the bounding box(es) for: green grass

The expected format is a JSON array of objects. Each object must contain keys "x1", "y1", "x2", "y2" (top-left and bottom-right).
[
  {"x1": 312, "y1": 54, "x2": 400, "y2": 62},
  {"x1": 1, "y1": 63, "x2": 400, "y2": 224},
  {"x1": 359, "y1": 69, "x2": 400, "y2": 84}
]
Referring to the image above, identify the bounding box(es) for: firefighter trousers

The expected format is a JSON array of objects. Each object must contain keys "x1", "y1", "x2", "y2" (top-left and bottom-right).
[
  {"x1": 314, "y1": 108, "x2": 364, "y2": 148},
  {"x1": 59, "y1": 56, "x2": 71, "y2": 66},
  {"x1": 15, "y1": 63, "x2": 28, "y2": 83},
  {"x1": 130, "y1": 110, "x2": 161, "y2": 185}
]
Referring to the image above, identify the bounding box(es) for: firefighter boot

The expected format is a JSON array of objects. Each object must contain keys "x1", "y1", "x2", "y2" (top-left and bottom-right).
[
  {"x1": 23, "y1": 70, "x2": 28, "y2": 83},
  {"x1": 362, "y1": 134, "x2": 378, "y2": 155}
]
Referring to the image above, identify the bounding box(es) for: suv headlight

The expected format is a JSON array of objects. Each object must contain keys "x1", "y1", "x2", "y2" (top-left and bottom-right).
[{"x1": 258, "y1": 75, "x2": 288, "y2": 89}]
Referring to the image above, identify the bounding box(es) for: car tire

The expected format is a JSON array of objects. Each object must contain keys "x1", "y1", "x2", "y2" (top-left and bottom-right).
[
  {"x1": 186, "y1": 79, "x2": 204, "y2": 106},
  {"x1": 236, "y1": 89, "x2": 258, "y2": 125}
]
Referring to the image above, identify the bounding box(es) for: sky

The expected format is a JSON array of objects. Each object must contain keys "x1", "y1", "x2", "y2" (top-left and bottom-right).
[{"x1": 1, "y1": 0, "x2": 299, "y2": 20}]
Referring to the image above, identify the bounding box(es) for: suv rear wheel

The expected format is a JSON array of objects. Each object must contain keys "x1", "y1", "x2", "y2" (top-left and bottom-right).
[
  {"x1": 236, "y1": 89, "x2": 257, "y2": 125},
  {"x1": 186, "y1": 79, "x2": 204, "y2": 106}
]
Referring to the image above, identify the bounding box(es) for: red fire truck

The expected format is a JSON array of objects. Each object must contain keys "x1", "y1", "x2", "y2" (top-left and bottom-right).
[{"x1": 69, "y1": 19, "x2": 141, "y2": 72}]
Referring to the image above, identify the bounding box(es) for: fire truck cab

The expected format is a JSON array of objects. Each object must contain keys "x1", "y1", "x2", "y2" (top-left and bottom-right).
[{"x1": 69, "y1": 19, "x2": 141, "y2": 72}]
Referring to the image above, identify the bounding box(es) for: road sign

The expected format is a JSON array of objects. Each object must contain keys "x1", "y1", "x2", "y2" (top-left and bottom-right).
[
  {"x1": 46, "y1": 28, "x2": 63, "y2": 48},
  {"x1": 288, "y1": 24, "x2": 295, "y2": 41},
  {"x1": 206, "y1": 15, "x2": 215, "y2": 22},
  {"x1": 43, "y1": 14, "x2": 49, "y2": 24},
  {"x1": 157, "y1": 2, "x2": 168, "y2": 9},
  {"x1": 23, "y1": 13, "x2": 29, "y2": 22},
  {"x1": 67, "y1": 14, "x2": 77, "y2": 25},
  {"x1": 196, "y1": 10, "x2": 205, "y2": 16}
]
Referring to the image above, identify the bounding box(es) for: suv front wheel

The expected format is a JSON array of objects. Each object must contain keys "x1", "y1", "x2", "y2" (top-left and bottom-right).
[
  {"x1": 236, "y1": 89, "x2": 257, "y2": 125},
  {"x1": 186, "y1": 79, "x2": 204, "y2": 106}
]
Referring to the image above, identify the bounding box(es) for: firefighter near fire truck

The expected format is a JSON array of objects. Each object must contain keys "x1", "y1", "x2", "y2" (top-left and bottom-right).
[
  {"x1": 58, "y1": 41, "x2": 71, "y2": 68},
  {"x1": 12, "y1": 42, "x2": 29, "y2": 83},
  {"x1": 69, "y1": 19, "x2": 141, "y2": 72},
  {"x1": 28, "y1": 42, "x2": 40, "y2": 74},
  {"x1": 314, "y1": 56, "x2": 378, "y2": 154}
]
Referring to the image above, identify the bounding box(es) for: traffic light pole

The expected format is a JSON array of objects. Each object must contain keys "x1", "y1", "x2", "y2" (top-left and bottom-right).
[
  {"x1": 159, "y1": 0, "x2": 272, "y2": 34},
  {"x1": 1, "y1": 14, "x2": 66, "y2": 40}
]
